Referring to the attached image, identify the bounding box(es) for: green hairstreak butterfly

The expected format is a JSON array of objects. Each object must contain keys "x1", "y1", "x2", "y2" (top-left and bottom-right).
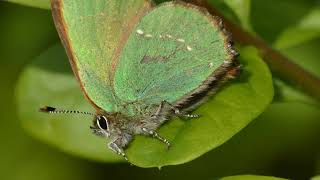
[{"x1": 40, "y1": 0, "x2": 240, "y2": 162}]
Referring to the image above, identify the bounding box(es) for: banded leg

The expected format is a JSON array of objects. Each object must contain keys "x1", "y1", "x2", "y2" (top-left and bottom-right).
[
  {"x1": 142, "y1": 127, "x2": 170, "y2": 148},
  {"x1": 108, "y1": 141, "x2": 129, "y2": 163},
  {"x1": 158, "y1": 100, "x2": 200, "y2": 118},
  {"x1": 173, "y1": 108, "x2": 200, "y2": 118}
]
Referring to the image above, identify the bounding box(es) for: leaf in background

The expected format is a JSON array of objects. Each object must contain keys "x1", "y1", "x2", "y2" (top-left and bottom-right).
[
  {"x1": 15, "y1": 44, "x2": 273, "y2": 167},
  {"x1": 4, "y1": 0, "x2": 50, "y2": 9},
  {"x1": 223, "y1": 0, "x2": 252, "y2": 30},
  {"x1": 274, "y1": 7, "x2": 320, "y2": 49},
  {"x1": 206, "y1": 0, "x2": 248, "y2": 27},
  {"x1": 312, "y1": 176, "x2": 320, "y2": 180},
  {"x1": 270, "y1": 6, "x2": 320, "y2": 105},
  {"x1": 273, "y1": 78, "x2": 318, "y2": 105},
  {"x1": 220, "y1": 175, "x2": 287, "y2": 180},
  {"x1": 251, "y1": 0, "x2": 318, "y2": 43},
  {"x1": 316, "y1": 156, "x2": 320, "y2": 179},
  {"x1": 281, "y1": 38, "x2": 320, "y2": 80}
]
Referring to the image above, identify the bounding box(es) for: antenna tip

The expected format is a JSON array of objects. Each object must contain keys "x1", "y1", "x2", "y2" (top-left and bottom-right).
[{"x1": 39, "y1": 106, "x2": 56, "y2": 113}]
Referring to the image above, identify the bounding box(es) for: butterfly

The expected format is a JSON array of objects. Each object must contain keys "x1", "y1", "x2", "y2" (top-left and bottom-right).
[{"x1": 40, "y1": 0, "x2": 240, "y2": 162}]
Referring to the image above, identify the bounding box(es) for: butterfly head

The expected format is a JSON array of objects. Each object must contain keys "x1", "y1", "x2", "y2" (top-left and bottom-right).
[{"x1": 91, "y1": 114, "x2": 111, "y2": 137}]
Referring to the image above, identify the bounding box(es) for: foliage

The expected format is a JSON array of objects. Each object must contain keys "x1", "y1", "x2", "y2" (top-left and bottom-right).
[
  {"x1": 15, "y1": 43, "x2": 273, "y2": 167},
  {"x1": 1, "y1": 0, "x2": 320, "y2": 179}
]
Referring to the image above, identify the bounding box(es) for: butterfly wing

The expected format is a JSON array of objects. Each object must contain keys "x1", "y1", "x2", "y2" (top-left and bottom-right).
[
  {"x1": 51, "y1": 0, "x2": 152, "y2": 112},
  {"x1": 114, "y1": 2, "x2": 237, "y2": 108}
]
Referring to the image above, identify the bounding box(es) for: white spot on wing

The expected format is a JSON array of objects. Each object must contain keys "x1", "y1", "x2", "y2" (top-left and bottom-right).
[
  {"x1": 187, "y1": 46, "x2": 192, "y2": 51},
  {"x1": 136, "y1": 29, "x2": 144, "y2": 35},
  {"x1": 145, "y1": 34, "x2": 153, "y2": 38},
  {"x1": 209, "y1": 62, "x2": 213, "y2": 67},
  {"x1": 177, "y1": 38, "x2": 185, "y2": 43},
  {"x1": 224, "y1": 60, "x2": 232, "y2": 64}
]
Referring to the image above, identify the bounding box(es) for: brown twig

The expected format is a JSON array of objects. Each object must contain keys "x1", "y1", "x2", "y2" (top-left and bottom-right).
[{"x1": 188, "y1": 0, "x2": 320, "y2": 101}]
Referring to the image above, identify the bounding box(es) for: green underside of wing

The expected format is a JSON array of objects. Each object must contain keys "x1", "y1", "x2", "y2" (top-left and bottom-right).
[
  {"x1": 58, "y1": 0, "x2": 151, "y2": 112},
  {"x1": 114, "y1": 3, "x2": 229, "y2": 109}
]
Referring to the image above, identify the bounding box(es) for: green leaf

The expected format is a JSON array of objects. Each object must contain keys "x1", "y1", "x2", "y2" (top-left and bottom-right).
[
  {"x1": 5, "y1": 0, "x2": 50, "y2": 9},
  {"x1": 152, "y1": 102, "x2": 320, "y2": 178},
  {"x1": 274, "y1": 7, "x2": 320, "y2": 49},
  {"x1": 15, "y1": 44, "x2": 273, "y2": 167},
  {"x1": 250, "y1": 0, "x2": 318, "y2": 43},
  {"x1": 215, "y1": 102, "x2": 320, "y2": 175},
  {"x1": 312, "y1": 176, "x2": 320, "y2": 180},
  {"x1": 223, "y1": 0, "x2": 252, "y2": 30},
  {"x1": 206, "y1": 0, "x2": 251, "y2": 30},
  {"x1": 220, "y1": 175, "x2": 287, "y2": 180},
  {"x1": 273, "y1": 78, "x2": 318, "y2": 105},
  {"x1": 281, "y1": 38, "x2": 320, "y2": 79}
]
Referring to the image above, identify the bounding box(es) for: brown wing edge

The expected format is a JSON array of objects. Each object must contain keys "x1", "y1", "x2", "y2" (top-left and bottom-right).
[
  {"x1": 159, "y1": 1, "x2": 241, "y2": 111},
  {"x1": 50, "y1": 0, "x2": 154, "y2": 111},
  {"x1": 108, "y1": 1, "x2": 155, "y2": 96}
]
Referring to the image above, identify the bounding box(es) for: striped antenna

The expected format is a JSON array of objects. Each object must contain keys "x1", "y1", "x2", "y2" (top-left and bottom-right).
[{"x1": 39, "y1": 106, "x2": 95, "y2": 116}]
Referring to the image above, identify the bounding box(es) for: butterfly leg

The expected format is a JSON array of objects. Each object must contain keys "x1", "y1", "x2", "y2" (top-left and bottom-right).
[
  {"x1": 142, "y1": 127, "x2": 170, "y2": 149},
  {"x1": 159, "y1": 100, "x2": 200, "y2": 119},
  {"x1": 108, "y1": 141, "x2": 129, "y2": 162},
  {"x1": 108, "y1": 136, "x2": 132, "y2": 164}
]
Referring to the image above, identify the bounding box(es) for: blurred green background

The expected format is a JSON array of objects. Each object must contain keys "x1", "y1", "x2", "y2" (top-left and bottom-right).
[{"x1": 1, "y1": 0, "x2": 320, "y2": 179}]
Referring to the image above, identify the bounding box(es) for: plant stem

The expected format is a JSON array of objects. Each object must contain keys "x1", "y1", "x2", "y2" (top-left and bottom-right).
[{"x1": 189, "y1": 0, "x2": 320, "y2": 101}]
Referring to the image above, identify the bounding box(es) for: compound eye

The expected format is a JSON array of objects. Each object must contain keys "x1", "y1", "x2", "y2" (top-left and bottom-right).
[{"x1": 97, "y1": 116, "x2": 108, "y2": 130}]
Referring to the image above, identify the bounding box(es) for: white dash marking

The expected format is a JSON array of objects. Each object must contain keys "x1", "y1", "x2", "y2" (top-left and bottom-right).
[
  {"x1": 187, "y1": 46, "x2": 193, "y2": 51},
  {"x1": 145, "y1": 34, "x2": 153, "y2": 38},
  {"x1": 159, "y1": 35, "x2": 163, "y2": 38},
  {"x1": 165, "y1": 34, "x2": 173, "y2": 38},
  {"x1": 177, "y1": 38, "x2": 185, "y2": 43},
  {"x1": 136, "y1": 29, "x2": 144, "y2": 35},
  {"x1": 224, "y1": 60, "x2": 232, "y2": 64}
]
